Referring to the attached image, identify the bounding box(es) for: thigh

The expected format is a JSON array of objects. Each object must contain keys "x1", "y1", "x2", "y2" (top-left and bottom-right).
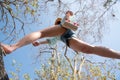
[
  {"x1": 69, "y1": 38, "x2": 94, "y2": 53},
  {"x1": 40, "y1": 25, "x2": 67, "y2": 38}
]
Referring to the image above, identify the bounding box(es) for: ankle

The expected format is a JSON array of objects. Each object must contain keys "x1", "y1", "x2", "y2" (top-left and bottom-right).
[{"x1": 9, "y1": 45, "x2": 17, "y2": 52}]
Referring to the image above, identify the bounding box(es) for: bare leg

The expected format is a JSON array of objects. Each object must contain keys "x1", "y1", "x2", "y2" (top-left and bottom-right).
[
  {"x1": 69, "y1": 38, "x2": 120, "y2": 59},
  {"x1": 1, "y1": 25, "x2": 66, "y2": 53}
]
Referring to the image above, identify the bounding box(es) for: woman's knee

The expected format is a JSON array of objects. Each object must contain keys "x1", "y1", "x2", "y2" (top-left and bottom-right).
[{"x1": 38, "y1": 31, "x2": 47, "y2": 38}]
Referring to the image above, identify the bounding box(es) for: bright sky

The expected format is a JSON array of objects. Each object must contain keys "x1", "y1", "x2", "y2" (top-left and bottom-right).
[{"x1": 1, "y1": 0, "x2": 120, "y2": 80}]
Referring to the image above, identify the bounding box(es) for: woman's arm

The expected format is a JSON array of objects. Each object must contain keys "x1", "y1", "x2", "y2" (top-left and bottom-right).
[
  {"x1": 32, "y1": 40, "x2": 49, "y2": 46},
  {"x1": 32, "y1": 36, "x2": 60, "y2": 47}
]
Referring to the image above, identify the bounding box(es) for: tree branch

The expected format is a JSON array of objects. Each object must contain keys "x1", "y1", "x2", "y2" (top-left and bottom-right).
[
  {"x1": 64, "y1": 46, "x2": 74, "y2": 72},
  {"x1": 89, "y1": 0, "x2": 118, "y2": 29}
]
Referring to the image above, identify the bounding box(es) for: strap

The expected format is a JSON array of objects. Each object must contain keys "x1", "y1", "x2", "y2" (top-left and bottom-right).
[{"x1": 62, "y1": 22, "x2": 78, "y2": 31}]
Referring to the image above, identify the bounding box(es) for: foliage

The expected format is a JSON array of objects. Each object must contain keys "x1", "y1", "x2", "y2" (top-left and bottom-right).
[
  {"x1": 9, "y1": 50, "x2": 120, "y2": 80},
  {"x1": 0, "y1": 0, "x2": 39, "y2": 41}
]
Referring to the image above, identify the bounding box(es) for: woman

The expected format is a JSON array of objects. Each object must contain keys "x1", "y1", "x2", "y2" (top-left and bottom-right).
[{"x1": 0, "y1": 10, "x2": 120, "y2": 59}]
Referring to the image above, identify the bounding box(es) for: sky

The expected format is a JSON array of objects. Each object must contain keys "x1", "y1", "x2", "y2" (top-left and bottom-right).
[{"x1": 0, "y1": 0, "x2": 120, "y2": 80}]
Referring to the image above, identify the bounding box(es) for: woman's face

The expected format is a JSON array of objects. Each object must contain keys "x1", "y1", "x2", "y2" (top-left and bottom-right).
[{"x1": 66, "y1": 12, "x2": 71, "y2": 17}]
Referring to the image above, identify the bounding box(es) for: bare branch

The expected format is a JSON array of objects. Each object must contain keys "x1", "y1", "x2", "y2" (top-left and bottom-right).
[
  {"x1": 89, "y1": 0, "x2": 118, "y2": 30},
  {"x1": 64, "y1": 46, "x2": 74, "y2": 72}
]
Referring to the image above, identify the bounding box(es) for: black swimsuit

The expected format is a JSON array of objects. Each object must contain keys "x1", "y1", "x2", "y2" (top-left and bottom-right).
[{"x1": 60, "y1": 24, "x2": 76, "y2": 46}]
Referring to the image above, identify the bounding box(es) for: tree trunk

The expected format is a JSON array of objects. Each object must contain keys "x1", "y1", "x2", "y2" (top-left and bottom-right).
[{"x1": 0, "y1": 47, "x2": 9, "y2": 80}]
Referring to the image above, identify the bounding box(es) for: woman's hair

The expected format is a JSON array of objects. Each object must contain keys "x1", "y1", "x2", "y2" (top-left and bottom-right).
[
  {"x1": 54, "y1": 18, "x2": 62, "y2": 25},
  {"x1": 66, "y1": 10, "x2": 73, "y2": 16}
]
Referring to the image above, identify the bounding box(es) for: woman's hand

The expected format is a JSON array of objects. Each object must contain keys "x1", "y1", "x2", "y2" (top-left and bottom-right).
[{"x1": 32, "y1": 41, "x2": 40, "y2": 46}]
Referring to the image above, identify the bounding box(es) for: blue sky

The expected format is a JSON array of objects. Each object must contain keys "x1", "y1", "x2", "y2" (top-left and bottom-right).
[{"x1": 0, "y1": 0, "x2": 120, "y2": 80}]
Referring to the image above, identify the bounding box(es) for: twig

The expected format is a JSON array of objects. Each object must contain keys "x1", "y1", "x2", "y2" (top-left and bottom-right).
[
  {"x1": 89, "y1": 0, "x2": 118, "y2": 30},
  {"x1": 78, "y1": 56, "x2": 85, "y2": 79},
  {"x1": 64, "y1": 46, "x2": 74, "y2": 72},
  {"x1": 73, "y1": 54, "x2": 78, "y2": 80}
]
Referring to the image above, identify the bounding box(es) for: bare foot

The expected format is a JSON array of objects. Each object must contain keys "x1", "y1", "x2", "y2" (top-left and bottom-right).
[{"x1": 0, "y1": 43, "x2": 13, "y2": 54}]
